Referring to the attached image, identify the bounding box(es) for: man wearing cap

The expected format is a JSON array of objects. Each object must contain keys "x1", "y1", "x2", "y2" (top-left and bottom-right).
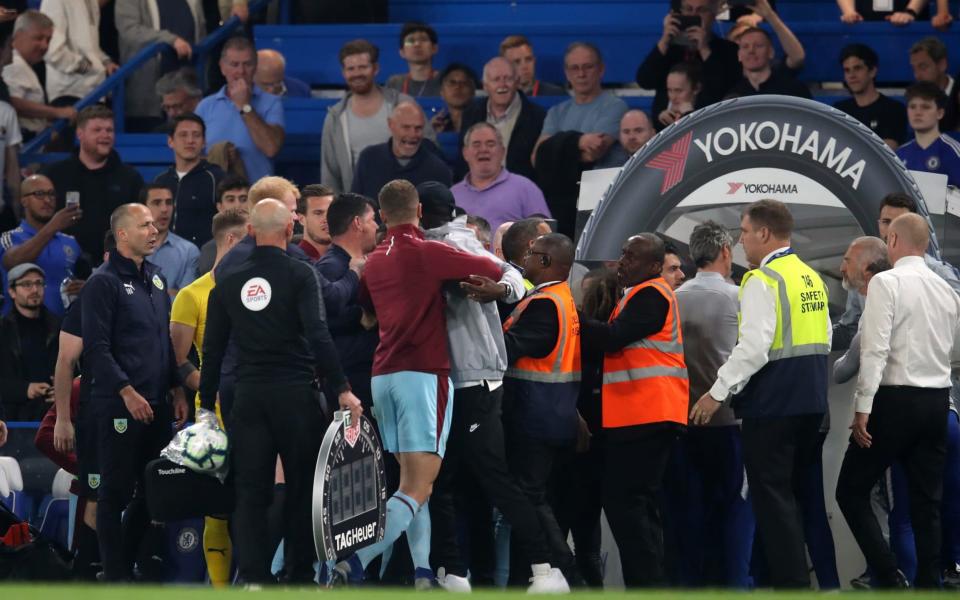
[
  {"x1": 0, "y1": 262, "x2": 61, "y2": 421},
  {"x1": 419, "y1": 181, "x2": 561, "y2": 591},
  {"x1": 1, "y1": 174, "x2": 83, "y2": 316}
]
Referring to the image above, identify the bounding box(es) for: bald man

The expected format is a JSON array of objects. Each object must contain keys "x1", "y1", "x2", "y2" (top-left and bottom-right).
[
  {"x1": 199, "y1": 198, "x2": 361, "y2": 584},
  {"x1": 596, "y1": 110, "x2": 656, "y2": 168},
  {"x1": 351, "y1": 102, "x2": 452, "y2": 197},
  {"x1": 457, "y1": 56, "x2": 547, "y2": 182},
  {"x1": 82, "y1": 203, "x2": 188, "y2": 581},
  {"x1": 254, "y1": 49, "x2": 310, "y2": 98},
  {"x1": 1, "y1": 174, "x2": 83, "y2": 315},
  {"x1": 836, "y1": 213, "x2": 960, "y2": 589}
]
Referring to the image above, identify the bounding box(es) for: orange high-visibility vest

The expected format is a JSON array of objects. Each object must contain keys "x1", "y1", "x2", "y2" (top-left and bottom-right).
[
  {"x1": 602, "y1": 277, "x2": 689, "y2": 428},
  {"x1": 503, "y1": 281, "x2": 581, "y2": 441}
]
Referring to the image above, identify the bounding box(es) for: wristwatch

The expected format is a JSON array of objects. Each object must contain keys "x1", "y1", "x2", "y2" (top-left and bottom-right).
[
  {"x1": 904, "y1": 7, "x2": 919, "y2": 16},
  {"x1": 239, "y1": 103, "x2": 253, "y2": 115}
]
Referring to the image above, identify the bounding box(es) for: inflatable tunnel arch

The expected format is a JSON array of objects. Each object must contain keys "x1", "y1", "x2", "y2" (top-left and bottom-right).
[{"x1": 576, "y1": 95, "x2": 938, "y2": 261}]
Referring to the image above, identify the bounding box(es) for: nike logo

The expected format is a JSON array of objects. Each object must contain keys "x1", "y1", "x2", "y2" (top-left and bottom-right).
[{"x1": 469, "y1": 424, "x2": 479, "y2": 433}]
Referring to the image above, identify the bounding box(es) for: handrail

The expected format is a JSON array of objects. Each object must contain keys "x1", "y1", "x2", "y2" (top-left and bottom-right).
[{"x1": 21, "y1": 0, "x2": 277, "y2": 157}]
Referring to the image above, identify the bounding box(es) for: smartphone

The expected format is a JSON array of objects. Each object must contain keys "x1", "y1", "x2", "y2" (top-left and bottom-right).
[
  {"x1": 66, "y1": 191, "x2": 80, "y2": 209},
  {"x1": 676, "y1": 15, "x2": 702, "y2": 29}
]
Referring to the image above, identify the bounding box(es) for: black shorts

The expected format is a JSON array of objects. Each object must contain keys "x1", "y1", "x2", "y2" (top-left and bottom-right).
[{"x1": 75, "y1": 401, "x2": 100, "y2": 499}]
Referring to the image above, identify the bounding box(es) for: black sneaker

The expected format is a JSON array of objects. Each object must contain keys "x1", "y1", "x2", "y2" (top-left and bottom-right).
[
  {"x1": 943, "y1": 563, "x2": 960, "y2": 589},
  {"x1": 850, "y1": 570, "x2": 871, "y2": 589}
]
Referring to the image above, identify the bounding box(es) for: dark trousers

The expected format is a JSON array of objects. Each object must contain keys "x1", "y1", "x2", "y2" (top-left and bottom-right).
[
  {"x1": 836, "y1": 386, "x2": 949, "y2": 589},
  {"x1": 229, "y1": 381, "x2": 326, "y2": 584},
  {"x1": 741, "y1": 413, "x2": 823, "y2": 589},
  {"x1": 95, "y1": 400, "x2": 173, "y2": 581},
  {"x1": 552, "y1": 438, "x2": 605, "y2": 587},
  {"x1": 505, "y1": 428, "x2": 577, "y2": 585},
  {"x1": 431, "y1": 384, "x2": 552, "y2": 579},
  {"x1": 662, "y1": 425, "x2": 755, "y2": 588},
  {"x1": 799, "y1": 431, "x2": 840, "y2": 589},
  {"x1": 602, "y1": 425, "x2": 678, "y2": 588}
]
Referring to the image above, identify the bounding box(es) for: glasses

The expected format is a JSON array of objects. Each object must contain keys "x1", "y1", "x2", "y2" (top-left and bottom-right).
[
  {"x1": 565, "y1": 63, "x2": 597, "y2": 74},
  {"x1": 14, "y1": 280, "x2": 44, "y2": 289},
  {"x1": 525, "y1": 250, "x2": 550, "y2": 259},
  {"x1": 23, "y1": 190, "x2": 57, "y2": 199}
]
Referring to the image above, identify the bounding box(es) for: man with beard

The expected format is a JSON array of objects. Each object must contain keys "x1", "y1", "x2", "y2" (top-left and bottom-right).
[
  {"x1": 40, "y1": 105, "x2": 144, "y2": 261},
  {"x1": 1, "y1": 174, "x2": 82, "y2": 315},
  {"x1": 322, "y1": 39, "x2": 416, "y2": 193},
  {"x1": 351, "y1": 102, "x2": 451, "y2": 198}
]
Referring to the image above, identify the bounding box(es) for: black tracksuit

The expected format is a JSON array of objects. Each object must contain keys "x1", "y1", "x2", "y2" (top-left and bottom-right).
[
  {"x1": 154, "y1": 160, "x2": 224, "y2": 247},
  {"x1": 199, "y1": 245, "x2": 349, "y2": 584},
  {"x1": 81, "y1": 250, "x2": 178, "y2": 581}
]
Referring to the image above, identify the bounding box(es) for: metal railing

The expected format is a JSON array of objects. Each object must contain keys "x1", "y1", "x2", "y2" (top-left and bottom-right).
[{"x1": 21, "y1": 0, "x2": 278, "y2": 157}]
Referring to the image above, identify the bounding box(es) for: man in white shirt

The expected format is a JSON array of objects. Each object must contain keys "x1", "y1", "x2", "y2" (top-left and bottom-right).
[
  {"x1": 2, "y1": 10, "x2": 76, "y2": 138},
  {"x1": 836, "y1": 213, "x2": 960, "y2": 589},
  {"x1": 689, "y1": 199, "x2": 832, "y2": 588},
  {"x1": 39, "y1": 0, "x2": 117, "y2": 104}
]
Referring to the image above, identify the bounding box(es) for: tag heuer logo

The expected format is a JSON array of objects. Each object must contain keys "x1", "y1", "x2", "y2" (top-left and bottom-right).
[
  {"x1": 114, "y1": 418, "x2": 128, "y2": 434},
  {"x1": 344, "y1": 422, "x2": 359, "y2": 447},
  {"x1": 87, "y1": 474, "x2": 100, "y2": 489}
]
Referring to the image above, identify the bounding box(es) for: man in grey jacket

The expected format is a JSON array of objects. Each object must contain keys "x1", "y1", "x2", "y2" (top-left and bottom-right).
[
  {"x1": 670, "y1": 220, "x2": 755, "y2": 587},
  {"x1": 321, "y1": 40, "x2": 417, "y2": 193},
  {"x1": 116, "y1": 0, "x2": 203, "y2": 123},
  {"x1": 418, "y1": 181, "x2": 560, "y2": 592}
]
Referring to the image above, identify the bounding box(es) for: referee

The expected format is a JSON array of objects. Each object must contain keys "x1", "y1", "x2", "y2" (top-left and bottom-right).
[{"x1": 198, "y1": 199, "x2": 362, "y2": 585}]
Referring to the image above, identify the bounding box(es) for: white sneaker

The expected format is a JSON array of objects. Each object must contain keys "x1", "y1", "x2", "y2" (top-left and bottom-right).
[
  {"x1": 527, "y1": 564, "x2": 570, "y2": 594},
  {"x1": 436, "y1": 567, "x2": 472, "y2": 593}
]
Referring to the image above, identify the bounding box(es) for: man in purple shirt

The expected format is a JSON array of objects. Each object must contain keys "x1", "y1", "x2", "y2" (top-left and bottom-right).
[{"x1": 452, "y1": 122, "x2": 550, "y2": 234}]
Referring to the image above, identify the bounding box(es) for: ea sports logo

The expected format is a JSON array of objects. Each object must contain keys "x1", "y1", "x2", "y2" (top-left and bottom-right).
[{"x1": 241, "y1": 277, "x2": 272, "y2": 311}]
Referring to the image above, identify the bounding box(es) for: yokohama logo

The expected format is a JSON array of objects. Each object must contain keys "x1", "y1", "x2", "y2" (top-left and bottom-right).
[{"x1": 646, "y1": 131, "x2": 693, "y2": 194}]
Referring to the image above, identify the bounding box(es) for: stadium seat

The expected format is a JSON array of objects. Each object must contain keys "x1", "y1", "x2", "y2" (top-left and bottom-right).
[
  {"x1": 0, "y1": 457, "x2": 33, "y2": 522},
  {"x1": 165, "y1": 518, "x2": 207, "y2": 582},
  {"x1": 36, "y1": 469, "x2": 74, "y2": 548},
  {"x1": 255, "y1": 22, "x2": 960, "y2": 88}
]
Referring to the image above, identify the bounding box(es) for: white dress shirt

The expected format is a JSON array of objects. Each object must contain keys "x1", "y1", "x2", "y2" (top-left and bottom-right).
[
  {"x1": 2, "y1": 50, "x2": 47, "y2": 134},
  {"x1": 709, "y1": 247, "x2": 833, "y2": 401},
  {"x1": 854, "y1": 255, "x2": 960, "y2": 413}
]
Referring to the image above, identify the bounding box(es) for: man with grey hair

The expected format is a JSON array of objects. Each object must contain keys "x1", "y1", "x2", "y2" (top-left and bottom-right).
[
  {"x1": 667, "y1": 220, "x2": 755, "y2": 586},
  {"x1": 154, "y1": 67, "x2": 202, "y2": 125},
  {"x1": 350, "y1": 101, "x2": 451, "y2": 198},
  {"x1": 253, "y1": 48, "x2": 310, "y2": 98},
  {"x1": 452, "y1": 122, "x2": 550, "y2": 235},
  {"x1": 458, "y1": 56, "x2": 546, "y2": 182},
  {"x1": 2, "y1": 9, "x2": 76, "y2": 137}
]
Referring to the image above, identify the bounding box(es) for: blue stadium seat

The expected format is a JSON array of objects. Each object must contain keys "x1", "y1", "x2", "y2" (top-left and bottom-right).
[
  {"x1": 388, "y1": 0, "x2": 840, "y2": 24},
  {"x1": 256, "y1": 22, "x2": 960, "y2": 87}
]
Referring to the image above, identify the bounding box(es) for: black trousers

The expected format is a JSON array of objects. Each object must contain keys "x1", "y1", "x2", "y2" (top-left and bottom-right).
[
  {"x1": 505, "y1": 428, "x2": 577, "y2": 585},
  {"x1": 740, "y1": 413, "x2": 823, "y2": 589},
  {"x1": 95, "y1": 400, "x2": 173, "y2": 581},
  {"x1": 602, "y1": 425, "x2": 678, "y2": 588},
  {"x1": 229, "y1": 381, "x2": 326, "y2": 584},
  {"x1": 552, "y1": 437, "x2": 605, "y2": 587},
  {"x1": 836, "y1": 386, "x2": 949, "y2": 588},
  {"x1": 431, "y1": 384, "x2": 552, "y2": 578}
]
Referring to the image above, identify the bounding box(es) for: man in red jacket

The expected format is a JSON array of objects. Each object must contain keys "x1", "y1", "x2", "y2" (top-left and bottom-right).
[{"x1": 330, "y1": 179, "x2": 503, "y2": 587}]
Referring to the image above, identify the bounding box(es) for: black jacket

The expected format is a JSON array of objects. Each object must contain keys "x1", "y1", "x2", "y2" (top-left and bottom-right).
[
  {"x1": 40, "y1": 150, "x2": 144, "y2": 262},
  {"x1": 534, "y1": 131, "x2": 584, "y2": 238},
  {"x1": 457, "y1": 92, "x2": 546, "y2": 183},
  {"x1": 315, "y1": 243, "x2": 378, "y2": 374},
  {"x1": 199, "y1": 245, "x2": 349, "y2": 410},
  {"x1": 0, "y1": 307, "x2": 60, "y2": 421},
  {"x1": 81, "y1": 249, "x2": 177, "y2": 406},
  {"x1": 154, "y1": 160, "x2": 225, "y2": 248},
  {"x1": 351, "y1": 139, "x2": 452, "y2": 199},
  {"x1": 636, "y1": 36, "x2": 741, "y2": 125}
]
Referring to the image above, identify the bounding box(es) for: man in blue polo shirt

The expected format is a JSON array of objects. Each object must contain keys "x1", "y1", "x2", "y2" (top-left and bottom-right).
[
  {"x1": 0, "y1": 174, "x2": 82, "y2": 315},
  {"x1": 196, "y1": 36, "x2": 284, "y2": 182},
  {"x1": 141, "y1": 183, "x2": 199, "y2": 296}
]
